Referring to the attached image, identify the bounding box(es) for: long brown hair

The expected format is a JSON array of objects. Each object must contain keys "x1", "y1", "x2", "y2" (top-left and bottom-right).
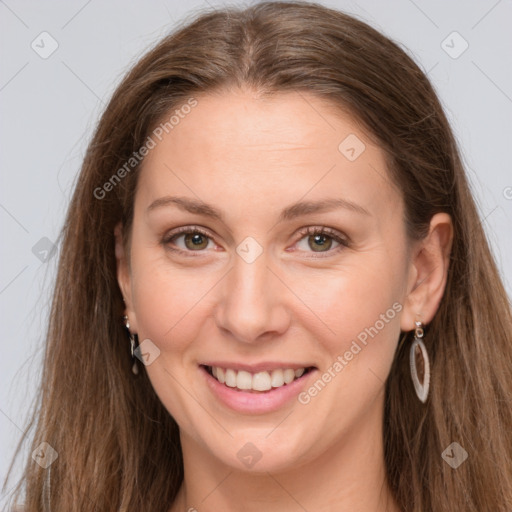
[{"x1": 4, "y1": 2, "x2": 512, "y2": 510}]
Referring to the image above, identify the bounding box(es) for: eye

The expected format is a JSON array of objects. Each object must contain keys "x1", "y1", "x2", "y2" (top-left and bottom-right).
[
  {"x1": 293, "y1": 226, "x2": 349, "y2": 256},
  {"x1": 162, "y1": 225, "x2": 349, "y2": 258},
  {"x1": 162, "y1": 226, "x2": 217, "y2": 255}
]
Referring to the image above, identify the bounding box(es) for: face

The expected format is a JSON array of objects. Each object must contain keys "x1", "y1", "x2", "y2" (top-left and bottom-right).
[{"x1": 117, "y1": 88, "x2": 416, "y2": 473}]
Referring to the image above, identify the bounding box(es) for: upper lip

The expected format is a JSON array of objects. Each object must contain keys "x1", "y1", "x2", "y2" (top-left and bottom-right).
[{"x1": 200, "y1": 361, "x2": 316, "y2": 373}]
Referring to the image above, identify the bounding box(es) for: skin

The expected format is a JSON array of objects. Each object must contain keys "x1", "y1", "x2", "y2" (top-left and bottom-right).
[{"x1": 115, "y1": 88, "x2": 453, "y2": 512}]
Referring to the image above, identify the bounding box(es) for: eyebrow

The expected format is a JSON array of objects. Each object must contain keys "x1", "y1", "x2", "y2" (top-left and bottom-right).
[{"x1": 146, "y1": 195, "x2": 371, "y2": 222}]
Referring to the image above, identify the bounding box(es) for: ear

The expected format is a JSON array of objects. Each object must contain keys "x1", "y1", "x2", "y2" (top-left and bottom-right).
[
  {"x1": 400, "y1": 212, "x2": 453, "y2": 331},
  {"x1": 114, "y1": 221, "x2": 137, "y2": 332}
]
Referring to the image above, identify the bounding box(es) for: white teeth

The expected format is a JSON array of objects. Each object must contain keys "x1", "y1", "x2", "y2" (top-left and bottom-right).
[
  {"x1": 270, "y1": 369, "x2": 284, "y2": 387},
  {"x1": 225, "y1": 368, "x2": 237, "y2": 387},
  {"x1": 236, "y1": 370, "x2": 253, "y2": 390},
  {"x1": 209, "y1": 366, "x2": 308, "y2": 391},
  {"x1": 283, "y1": 369, "x2": 295, "y2": 384},
  {"x1": 252, "y1": 371, "x2": 272, "y2": 391}
]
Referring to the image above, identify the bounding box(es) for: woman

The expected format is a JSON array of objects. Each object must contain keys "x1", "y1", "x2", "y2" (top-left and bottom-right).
[{"x1": 5, "y1": 1, "x2": 512, "y2": 510}]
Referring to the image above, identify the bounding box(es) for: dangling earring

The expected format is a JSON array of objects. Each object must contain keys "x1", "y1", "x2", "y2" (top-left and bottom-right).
[
  {"x1": 123, "y1": 315, "x2": 139, "y2": 375},
  {"x1": 410, "y1": 320, "x2": 430, "y2": 403}
]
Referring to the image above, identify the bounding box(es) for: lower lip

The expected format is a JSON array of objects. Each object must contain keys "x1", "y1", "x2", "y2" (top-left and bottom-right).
[{"x1": 200, "y1": 365, "x2": 317, "y2": 414}]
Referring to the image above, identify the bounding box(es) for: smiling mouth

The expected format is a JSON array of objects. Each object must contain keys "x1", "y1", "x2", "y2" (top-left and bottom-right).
[{"x1": 201, "y1": 364, "x2": 316, "y2": 393}]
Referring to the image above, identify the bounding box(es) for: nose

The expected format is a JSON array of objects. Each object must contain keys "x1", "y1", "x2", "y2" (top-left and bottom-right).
[{"x1": 214, "y1": 250, "x2": 291, "y2": 344}]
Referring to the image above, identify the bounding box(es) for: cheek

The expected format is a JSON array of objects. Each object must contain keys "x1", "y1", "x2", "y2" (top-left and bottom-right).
[
  {"x1": 128, "y1": 254, "x2": 213, "y2": 427},
  {"x1": 299, "y1": 253, "x2": 404, "y2": 393},
  {"x1": 294, "y1": 272, "x2": 401, "y2": 438},
  {"x1": 129, "y1": 248, "x2": 224, "y2": 361},
  {"x1": 299, "y1": 256, "x2": 402, "y2": 340},
  {"x1": 129, "y1": 249, "x2": 191, "y2": 343}
]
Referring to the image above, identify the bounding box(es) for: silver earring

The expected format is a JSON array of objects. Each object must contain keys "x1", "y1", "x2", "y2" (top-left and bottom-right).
[
  {"x1": 123, "y1": 315, "x2": 139, "y2": 375},
  {"x1": 410, "y1": 320, "x2": 430, "y2": 403}
]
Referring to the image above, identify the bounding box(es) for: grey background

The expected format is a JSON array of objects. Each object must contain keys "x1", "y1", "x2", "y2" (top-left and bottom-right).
[{"x1": 1, "y1": 0, "x2": 511, "y2": 504}]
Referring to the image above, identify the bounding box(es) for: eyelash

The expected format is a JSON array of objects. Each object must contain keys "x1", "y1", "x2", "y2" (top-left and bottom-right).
[{"x1": 161, "y1": 225, "x2": 349, "y2": 259}]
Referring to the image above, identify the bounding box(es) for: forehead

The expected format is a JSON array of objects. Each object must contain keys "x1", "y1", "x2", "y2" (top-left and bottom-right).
[{"x1": 136, "y1": 88, "x2": 400, "y2": 223}]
